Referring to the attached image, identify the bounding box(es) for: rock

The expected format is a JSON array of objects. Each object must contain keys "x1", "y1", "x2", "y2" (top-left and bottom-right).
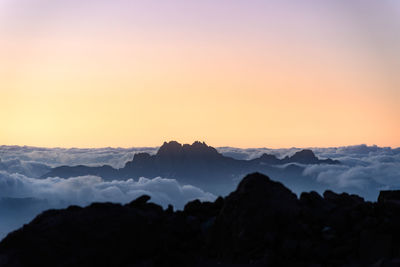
[
  {"x1": 128, "y1": 194, "x2": 151, "y2": 206},
  {"x1": 166, "y1": 204, "x2": 174, "y2": 214},
  {"x1": 287, "y1": 149, "x2": 320, "y2": 164},
  {"x1": 300, "y1": 191, "x2": 334, "y2": 214},
  {"x1": 212, "y1": 173, "x2": 300, "y2": 261},
  {"x1": 359, "y1": 229, "x2": 393, "y2": 264},
  {"x1": 324, "y1": 190, "x2": 364, "y2": 207},
  {"x1": 379, "y1": 191, "x2": 400, "y2": 205}
]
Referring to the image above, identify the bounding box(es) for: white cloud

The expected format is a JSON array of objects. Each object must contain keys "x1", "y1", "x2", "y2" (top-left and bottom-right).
[
  {"x1": 2, "y1": 144, "x2": 400, "y2": 201},
  {"x1": 0, "y1": 171, "x2": 215, "y2": 209},
  {"x1": 218, "y1": 144, "x2": 400, "y2": 200},
  {"x1": 217, "y1": 147, "x2": 302, "y2": 160},
  {"x1": 0, "y1": 146, "x2": 158, "y2": 168},
  {"x1": 0, "y1": 171, "x2": 216, "y2": 239},
  {"x1": 303, "y1": 161, "x2": 400, "y2": 189},
  {"x1": 298, "y1": 146, "x2": 400, "y2": 200},
  {"x1": 0, "y1": 144, "x2": 399, "y2": 239}
]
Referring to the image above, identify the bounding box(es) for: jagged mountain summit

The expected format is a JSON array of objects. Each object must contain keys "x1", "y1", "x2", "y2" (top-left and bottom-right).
[
  {"x1": 156, "y1": 141, "x2": 222, "y2": 158},
  {"x1": 42, "y1": 141, "x2": 339, "y2": 195},
  {"x1": 2, "y1": 172, "x2": 400, "y2": 266}
]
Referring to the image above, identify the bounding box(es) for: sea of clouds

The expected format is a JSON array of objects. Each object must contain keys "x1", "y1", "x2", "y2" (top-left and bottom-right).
[
  {"x1": 1, "y1": 144, "x2": 400, "y2": 201},
  {"x1": 0, "y1": 145, "x2": 158, "y2": 169},
  {"x1": 0, "y1": 144, "x2": 399, "y2": 239},
  {"x1": 0, "y1": 169, "x2": 215, "y2": 239},
  {"x1": 0, "y1": 145, "x2": 216, "y2": 239},
  {"x1": 220, "y1": 145, "x2": 400, "y2": 198},
  {"x1": 0, "y1": 172, "x2": 215, "y2": 209}
]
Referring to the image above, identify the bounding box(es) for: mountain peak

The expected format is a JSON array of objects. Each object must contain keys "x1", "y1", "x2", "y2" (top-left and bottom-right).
[
  {"x1": 292, "y1": 149, "x2": 316, "y2": 157},
  {"x1": 288, "y1": 149, "x2": 319, "y2": 164},
  {"x1": 157, "y1": 141, "x2": 183, "y2": 156},
  {"x1": 156, "y1": 141, "x2": 220, "y2": 158},
  {"x1": 191, "y1": 141, "x2": 208, "y2": 147}
]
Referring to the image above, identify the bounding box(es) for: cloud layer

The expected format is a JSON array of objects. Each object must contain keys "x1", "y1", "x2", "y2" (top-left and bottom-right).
[
  {"x1": 2, "y1": 144, "x2": 399, "y2": 200},
  {"x1": 1, "y1": 144, "x2": 399, "y2": 239},
  {"x1": 302, "y1": 145, "x2": 400, "y2": 198},
  {"x1": 0, "y1": 171, "x2": 215, "y2": 240},
  {"x1": 220, "y1": 144, "x2": 400, "y2": 200},
  {"x1": 0, "y1": 146, "x2": 158, "y2": 169},
  {"x1": 0, "y1": 171, "x2": 215, "y2": 209}
]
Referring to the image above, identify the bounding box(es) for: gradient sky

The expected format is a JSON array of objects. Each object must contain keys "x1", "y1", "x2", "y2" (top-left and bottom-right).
[{"x1": 1, "y1": 0, "x2": 399, "y2": 148}]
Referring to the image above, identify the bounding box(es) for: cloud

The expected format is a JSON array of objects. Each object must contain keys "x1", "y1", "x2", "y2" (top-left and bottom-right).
[
  {"x1": 218, "y1": 144, "x2": 399, "y2": 162},
  {"x1": 0, "y1": 158, "x2": 51, "y2": 178},
  {"x1": 0, "y1": 144, "x2": 399, "y2": 239},
  {"x1": 303, "y1": 161, "x2": 400, "y2": 189},
  {"x1": 0, "y1": 171, "x2": 216, "y2": 240},
  {"x1": 0, "y1": 171, "x2": 215, "y2": 209},
  {"x1": 299, "y1": 146, "x2": 400, "y2": 199},
  {"x1": 217, "y1": 147, "x2": 302, "y2": 160},
  {"x1": 2, "y1": 144, "x2": 400, "y2": 201},
  {"x1": 0, "y1": 145, "x2": 158, "y2": 168},
  {"x1": 218, "y1": 144, "x2": 400, "y2": 200}
]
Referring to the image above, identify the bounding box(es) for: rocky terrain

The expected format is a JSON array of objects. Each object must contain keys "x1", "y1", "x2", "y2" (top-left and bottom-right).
[{"x1": 1, "y1": 172, "x2": 400, "y2": 266}]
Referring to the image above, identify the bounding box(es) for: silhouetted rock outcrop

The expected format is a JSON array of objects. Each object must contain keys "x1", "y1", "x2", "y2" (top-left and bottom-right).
[
  {"x1": 378, "y1": 190, "x2": 400, "y2": 204},
  {"x1": 42, "y1": 141, "x2": 339, "y2": 195},
  {"x1": 284, "y1": 149, "x2": 320, "y2": 164},
  {"x1": 3, "y1": 173, "x2": 400, "y2": 266},
  {"x1": 211, "y1": 173, "x2": 300, "y2": 262}
]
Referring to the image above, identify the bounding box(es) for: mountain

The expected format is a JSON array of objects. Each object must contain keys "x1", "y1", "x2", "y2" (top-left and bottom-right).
[
  {"x1": 42, "y1": 141, "x2": 340, "y2": 195},
  {"x1": 2, "y1": 172, "x2": 400, "y2": 266}
]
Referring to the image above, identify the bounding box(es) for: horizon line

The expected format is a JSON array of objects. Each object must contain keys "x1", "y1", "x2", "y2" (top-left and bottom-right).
[{"x1": 1, "y1": 141, "x2": 398, "y2": 150}]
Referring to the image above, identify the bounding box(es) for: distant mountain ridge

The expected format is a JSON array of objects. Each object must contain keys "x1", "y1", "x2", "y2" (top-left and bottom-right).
[{"x1": 42, "y1": 141, "x2": 339, "y2": 195}]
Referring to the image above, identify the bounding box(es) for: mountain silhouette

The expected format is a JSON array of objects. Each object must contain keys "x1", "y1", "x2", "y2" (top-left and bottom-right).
[
  {"x1": 42, "y1": 141, "x2": 339, "y2": 195},
  {"x1": 2, "y1": 173, "x2": 400, "y2": 266}
]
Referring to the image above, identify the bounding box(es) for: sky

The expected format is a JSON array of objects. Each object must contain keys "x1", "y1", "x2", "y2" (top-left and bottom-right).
[{"x1": 1, "y1": 0, "x2": 399, "y2": 148}]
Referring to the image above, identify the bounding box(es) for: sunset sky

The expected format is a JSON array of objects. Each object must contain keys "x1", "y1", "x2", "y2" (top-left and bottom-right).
[{"x1": 1, "y1": 0, "x2": 399, "y2": 148}]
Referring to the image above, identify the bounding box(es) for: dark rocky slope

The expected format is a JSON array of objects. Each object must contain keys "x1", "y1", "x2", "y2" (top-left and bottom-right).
[{"x1": 2, "y1": 173, "x2": 400, "y2": 266}]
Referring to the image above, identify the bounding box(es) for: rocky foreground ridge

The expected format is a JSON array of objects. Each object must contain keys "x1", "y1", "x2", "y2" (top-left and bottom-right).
[{"x1": 1, "y1": 173, "x2": 400, "y2": 266}]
